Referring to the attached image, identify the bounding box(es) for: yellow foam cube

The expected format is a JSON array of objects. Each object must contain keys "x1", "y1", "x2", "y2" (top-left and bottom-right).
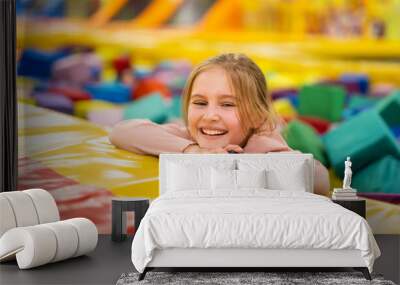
[
  {"x1": 273, "y1": 98, "x2": 297, "y2": 119},
  {"x1": 74, "y1": 100, "x2": 115, "y2": 118}
]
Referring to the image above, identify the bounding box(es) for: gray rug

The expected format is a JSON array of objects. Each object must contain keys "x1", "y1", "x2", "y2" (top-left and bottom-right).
[{"x1": 116, "y1": 271, "x2": 396, "y2": 285}]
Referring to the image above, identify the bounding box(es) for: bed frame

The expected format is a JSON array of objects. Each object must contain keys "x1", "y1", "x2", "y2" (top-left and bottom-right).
[
  {"x1": 138, "y1": 153, "x2": 371, "y2": 281},
  {"x1": 140, "y1": 248, "x2": 371, "y2": 280}
]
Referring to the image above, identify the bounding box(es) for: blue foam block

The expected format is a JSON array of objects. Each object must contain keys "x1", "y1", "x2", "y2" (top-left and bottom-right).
[
  {"x1": 390, "y1": 126, "x2": 400, "y2": 138},
  {"x1": 340, "y1": 74, "x2": 369, "y2": 94},
  {"x1": 285, "y1": 94, "x2": 299, "y2": 108},
  {"x1": 85, "y1": 83, "x2": 131, "y2": 104},
  {"x1": 18, "y1": 49, "x2": 67, "y2": 79},
  {"x1": 41, "y1": 0, "x2": 65, "y2": 17}
]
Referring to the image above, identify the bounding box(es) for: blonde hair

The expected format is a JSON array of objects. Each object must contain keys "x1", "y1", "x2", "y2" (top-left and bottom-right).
[{"x1": 182, "y1": 53, "x2": 278, "y2": 139}]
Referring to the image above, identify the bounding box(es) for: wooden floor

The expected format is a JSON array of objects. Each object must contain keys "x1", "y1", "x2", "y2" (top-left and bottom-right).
[{"x1": 0, "y1": 235, "x2": 399, "y2": 285}]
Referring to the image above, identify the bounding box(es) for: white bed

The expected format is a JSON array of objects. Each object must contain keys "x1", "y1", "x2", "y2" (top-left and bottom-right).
[{"x1": 131, "y1": 153, "x2": 380, "y2": 281}]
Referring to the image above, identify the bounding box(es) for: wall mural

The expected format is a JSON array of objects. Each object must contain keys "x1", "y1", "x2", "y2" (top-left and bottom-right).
[{"x1": 16, "y1": 0, "x2": 400, "y2": 234}]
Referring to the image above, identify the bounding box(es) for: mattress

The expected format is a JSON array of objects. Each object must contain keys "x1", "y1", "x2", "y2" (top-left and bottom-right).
[{"x1": 131, "y1": 190, "x2": 381, "y2": 273}]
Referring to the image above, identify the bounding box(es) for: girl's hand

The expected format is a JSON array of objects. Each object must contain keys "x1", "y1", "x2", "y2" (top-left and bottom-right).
[
  {"x1": 183, "y1": 143, "x2": 243, "y2": 154},
  {"x1": 223, "y1": 144, "x2": 244, "y2": 153}
]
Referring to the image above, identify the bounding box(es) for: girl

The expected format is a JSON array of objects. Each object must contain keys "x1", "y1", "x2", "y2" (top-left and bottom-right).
[{"x1": 109, "y1": 53, "x2": 330, "y2": 196}]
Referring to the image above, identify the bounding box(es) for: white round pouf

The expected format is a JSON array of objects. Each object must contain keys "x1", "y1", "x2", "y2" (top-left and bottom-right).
[
  {"x1": 0, "y1": 196, "x2": 17, "y2": 237},
  {"x1": 42, "y1": 221, "x2": 79, "y2": 262},
  {"x1": 0, "y1": 190, "x2": 98, "y2": 269},
  {"x1": 0, "y1": 192, "x2": 39, "y2": 227},
  {"x1": 0, "y1": 226, "x2": 57, "y2": 269},
  {"x1": 24, "y1": 189, "x2": 60, "y2": 223},
  {"x1": 63, "y1": 218, "x2": 98, "y2": 257}
]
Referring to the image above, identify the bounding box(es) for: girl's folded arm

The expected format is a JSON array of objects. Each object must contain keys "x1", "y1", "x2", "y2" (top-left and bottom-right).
[
  {"x1": 109, "y1": 119, "x2": 195, "y2": 156},
  {"x1": 313, "y1": 159, "x2": 330, "y2": 197},
  {"x1": 243, "y1": 129, "x2": 292, "y2": 153}
]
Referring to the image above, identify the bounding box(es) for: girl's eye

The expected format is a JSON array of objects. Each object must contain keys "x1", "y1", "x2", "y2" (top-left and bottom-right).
[
  {"x1": 221, "y1": 103, "x2": 235, "y2": 107},
  {"x1": 192, "y1": 101, "x2": 207, "y2": 106}
]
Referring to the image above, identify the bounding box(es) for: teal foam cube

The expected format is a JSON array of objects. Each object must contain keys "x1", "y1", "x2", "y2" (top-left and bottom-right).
[
  {"x1": 376, "y1": 90, "x2": 400, "y2": 127},
  {"x1": 348, "y1": 95, "x2": 379, "y2": 109},
  {"x1": 298, "y1": 84, "x2": 346, "y2": 122},
  {"x1": 122, "y1": 92, "x2": 168, "y2": 123},
  {"x1": 283, "y1": 120, "x2": 328, "y2": 166},
  {"x1": 167, "y1": 95, "x2": 182, "y2": 121},
  {"x1": 342, "y1": 95, "x2": 379, "y2": 120},
  {"x1": 353, "y1": 155, "x2": 400, "y2": 194},
  {"x1": 322, "y1": 110, "x2": 400, "y2": 177}
]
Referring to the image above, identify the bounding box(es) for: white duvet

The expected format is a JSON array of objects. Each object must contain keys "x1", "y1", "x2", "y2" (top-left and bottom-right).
[{"x1": 131, "y1": 190, "x2": 380, "y2": 273}]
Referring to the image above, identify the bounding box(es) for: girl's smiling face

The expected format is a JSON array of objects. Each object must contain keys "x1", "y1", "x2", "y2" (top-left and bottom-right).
[{"x1": 187, "y1": 67, "x2": 248, "y2": 149}]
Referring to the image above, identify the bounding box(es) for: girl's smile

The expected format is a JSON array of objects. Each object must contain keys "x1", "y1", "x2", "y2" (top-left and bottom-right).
[
  {"x1": 187, "y1": 67, "x2": 248, "y2": 149},
  {"x1": 200, "y1": 128, "x2": 228, "y2": 136}
]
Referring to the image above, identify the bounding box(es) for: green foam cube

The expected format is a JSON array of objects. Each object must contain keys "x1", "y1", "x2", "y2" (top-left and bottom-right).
[
  {"x1": 353, "y1": 155, "x2": 400, "y2": 194},
  {"x1": 123, "y1": 92, "x2": 168, "y2": 123},
  {"x1": 376, "y1": 90, "x2": 400, "y2": 127},
  {"x1": 298, "y1": 84, "x2": 346, "y2": 122},
  {"x1": 283, "y1": 120, "x2": 328, "y2": 166},
  {"x1": 322, "y1": 110, "x2": 400, "y2": 177}
]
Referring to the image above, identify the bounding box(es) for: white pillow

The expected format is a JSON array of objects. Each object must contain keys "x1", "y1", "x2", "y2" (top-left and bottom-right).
[
  {"x1": 166, "y1": 159, "x2": 236, "y2": 192},
  {"x1": 211, "y1": 169, "x2": 267, "y2": 190},
  {"x1": 236, "y1": 169, "x2": 267, "y2": 189},
  {"x1": 211, "y1": 168, "x2": 236, "y2": 190},
  {"x1": 266, "y1": 167, "x2": 307, "y2": 191},
  {"x1": 167, "y1": 163, "x2": 211, "y2": 191},
  {"x1": 238, "y1": 159, "x2": 308, "y2": 192}
]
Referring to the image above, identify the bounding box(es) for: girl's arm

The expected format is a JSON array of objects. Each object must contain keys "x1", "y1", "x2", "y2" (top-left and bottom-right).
[
  {"x1": 313, "y1": 159, "x2": 330, "y2": 197},
  {"x1": 244, "y1": 129, "x2": 330, "y2": 196},
  {"x1": 109, "y1": 119, "x2": 195, "y2": 156},
  {"x1": 243, "y1": 129, "x2": 292, "y2": 153}
]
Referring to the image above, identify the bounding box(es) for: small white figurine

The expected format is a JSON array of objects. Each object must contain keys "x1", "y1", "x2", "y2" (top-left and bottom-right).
[{"x1": 342, "y1": 156, "x2": 353, "y2": 190}]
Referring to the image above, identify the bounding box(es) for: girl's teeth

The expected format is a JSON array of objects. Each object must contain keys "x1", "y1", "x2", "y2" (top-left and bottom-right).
[{"x1": 202, "y1": 129, "x2": 226, "y2": 135}]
